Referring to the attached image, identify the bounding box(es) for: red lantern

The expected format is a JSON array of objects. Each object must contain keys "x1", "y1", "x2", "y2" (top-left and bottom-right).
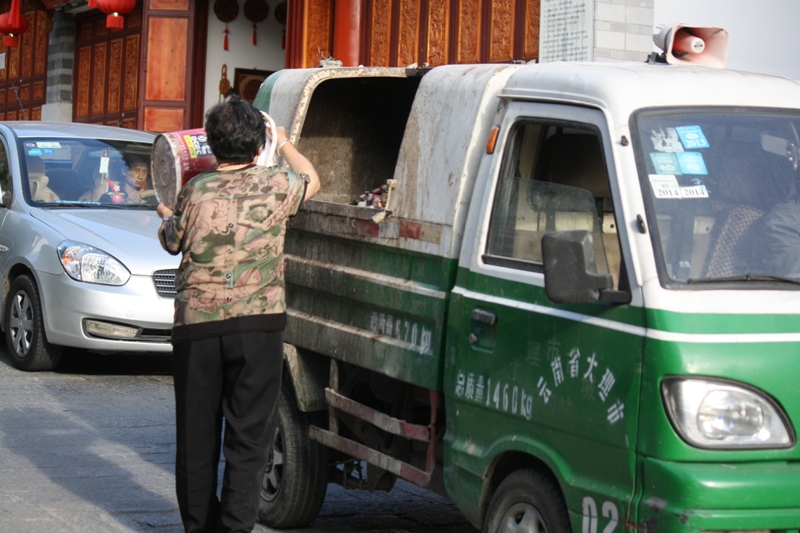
[
  {"x1": 274, "y1": 2, "x2": 287, "y2": 49},
  {"x1": 0, "y1": 0, "x2": 30, "y2": 48},
  {"x1": 243, "y1": 0, "x2": 268, "y2": 46},
  {"x1": 96, "y1": 0, "x2": 136, "y2": 30},
  {"x1": 213, "y1": 0, "x2": 238, "y2": 51}
]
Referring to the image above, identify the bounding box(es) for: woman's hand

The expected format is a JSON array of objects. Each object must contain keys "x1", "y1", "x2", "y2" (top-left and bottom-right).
[
  {"x1": 265, "y1": 123, "x2": 320, "y2": 201},
  {"x1": 274, "y1": 126, "x2": 289, "y2": 146},
  {"x1": 157, "y1": 202, "x2": 173, "y2": 219}
]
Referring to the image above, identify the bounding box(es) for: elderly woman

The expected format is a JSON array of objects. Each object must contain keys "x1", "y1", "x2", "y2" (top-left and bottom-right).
[{"x1": 157, "y1": 99, "x2": 320, "y2": 533}]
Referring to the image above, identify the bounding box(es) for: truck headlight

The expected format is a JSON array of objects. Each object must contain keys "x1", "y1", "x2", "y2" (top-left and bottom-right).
[
  {"x1": 662, "y1": 377, "x2": 793, "y2": 449},
  {"x1": 58, "y1": 240, "x2": 130, "y2": 286}
]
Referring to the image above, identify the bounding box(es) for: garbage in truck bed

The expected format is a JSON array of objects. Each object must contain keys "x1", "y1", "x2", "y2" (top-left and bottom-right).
[
  {"x1": 253, "y1": 71, "x2": 422, "y2": 208},
  {"x1": 355, "y1": 182, "x2": 391, "y2": 209}
]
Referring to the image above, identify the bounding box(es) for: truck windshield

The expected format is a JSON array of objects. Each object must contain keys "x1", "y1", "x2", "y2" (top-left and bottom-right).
[{"x1": 634, "y1": 108, "x2": 800, "y2": 287}]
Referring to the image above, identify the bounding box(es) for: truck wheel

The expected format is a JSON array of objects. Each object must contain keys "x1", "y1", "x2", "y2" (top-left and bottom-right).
[
  {"x1": 258, "y1": 383, "x2": 328, "y2": 528},
  {"x1": 483, "y1": 469, "x2": 571, "y2": 533},
  {"x1": 4, "y1": 275, "x2": 62, "y2": 371}
]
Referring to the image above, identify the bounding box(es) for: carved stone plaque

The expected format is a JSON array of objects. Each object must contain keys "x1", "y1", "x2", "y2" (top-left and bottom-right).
[{"x1": 539, "y1": 0, "x2": 594, "y2": 62}]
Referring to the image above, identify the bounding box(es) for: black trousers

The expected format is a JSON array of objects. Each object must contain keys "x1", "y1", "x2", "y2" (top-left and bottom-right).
[{"x1": 173, "y1": 331, "x2": 283, "y2": 533}]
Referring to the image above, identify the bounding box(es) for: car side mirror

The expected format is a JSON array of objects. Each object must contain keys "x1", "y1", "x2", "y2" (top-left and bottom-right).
[{"x1": 542, "y1": 230, "x2": 615, "y2": 304}]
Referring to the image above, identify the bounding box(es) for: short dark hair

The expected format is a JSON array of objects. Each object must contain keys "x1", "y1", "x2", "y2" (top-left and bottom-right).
[
  {"x1": 125, "y1": 153, "x2": 149, "y2": 169},
  {"x1": 205, "y1": 100, "x2": 265, "y2": 164}
]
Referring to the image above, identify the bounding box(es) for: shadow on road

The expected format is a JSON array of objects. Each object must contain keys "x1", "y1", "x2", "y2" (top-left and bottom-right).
[
  {"x1": 0, "y1": 347, "x2": 182, "y2": 531},
  {"x1": 0, "y1": 348, "x2": 473, "y2": 532},
  {"x1": 54, "y1": 348, "x2": 174, "y2": 377},
  {"x1": 0, "y1": 405, "x2": 180, "y2": 530},
  {"x1": 0, "y1": 345, "x2": 173, "y2": 377}
]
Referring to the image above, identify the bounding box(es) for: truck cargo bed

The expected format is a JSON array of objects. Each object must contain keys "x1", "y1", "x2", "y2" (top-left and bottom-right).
[{"x1": 258, "y1": 64, "x2": 521, "y2": 390}]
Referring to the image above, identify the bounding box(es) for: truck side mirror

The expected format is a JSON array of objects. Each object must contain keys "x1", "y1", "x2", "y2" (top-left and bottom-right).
[
  {"x1": 0, "y1": 188, "x2": 10, "y2": 208},
  {"x1": 542, "y1": 230, "x2": 613, "y2": 304}
]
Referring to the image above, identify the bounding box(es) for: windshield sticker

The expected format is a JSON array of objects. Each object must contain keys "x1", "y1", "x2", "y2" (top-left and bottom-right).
[
  {"x1": 675, "y1": 125, "x2": 710, "y2": 149},
  {"x1": 26, "y1": 149, "x2": 42, "y2": 157},
  {"x1": 650, "y1": 128, "x2": 684, "y2": 152},
  {"x1": 649, "y1": 175, "x2": 708, "y2": 199},
  {"x1": 679, "y1": 185, "x2": 709, "y2": 199},
  {"x1": 650, "y1": 152, "x2": 682, "y2": 174},
  {"x1": 649, "y1": 174, "x2": 681, "y2": 199},
  {"x1": 676, "y1": 151, "x2": 708, "y2": 175},
  {"x1": 36, "y1": 142, "x2": 61, "y2": 149},
  {"x1": 42, "y1": 148, "x2": 55, "y2": 155},
  {"x1": 99, "y1": 156, "x2": 110, "y2": 174}
]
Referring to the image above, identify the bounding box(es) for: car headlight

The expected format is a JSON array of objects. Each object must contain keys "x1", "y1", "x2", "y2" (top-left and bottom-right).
[
  {"x1": 57, "y1": 240, "x2": 130, "y2": 286},
  {"x1": 662, "y1": 377, "x2": 794, "y2": 449}
]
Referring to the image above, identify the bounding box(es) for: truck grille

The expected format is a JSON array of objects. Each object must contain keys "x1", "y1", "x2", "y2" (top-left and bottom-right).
[{"x1": 153, "y1": 269, "x2": 177, "y2": 297}]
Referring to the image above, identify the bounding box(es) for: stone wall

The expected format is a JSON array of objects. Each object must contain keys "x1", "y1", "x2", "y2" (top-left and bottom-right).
[
  {"x1": 42, "y1": 9, "x2": 74, "y2": 122},
  {"x1": 594, "y1": 0, "x2": 654, "y2": 62}
]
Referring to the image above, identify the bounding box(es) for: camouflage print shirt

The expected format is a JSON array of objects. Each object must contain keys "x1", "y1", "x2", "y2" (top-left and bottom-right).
[{"x1": 159, "y1": 164, "x2": 307, "y2": 343}]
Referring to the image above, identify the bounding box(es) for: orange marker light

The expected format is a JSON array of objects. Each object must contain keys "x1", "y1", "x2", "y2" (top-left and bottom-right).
[{"x1": 486, "y1": 126, "x2": 500, "y2": 154}]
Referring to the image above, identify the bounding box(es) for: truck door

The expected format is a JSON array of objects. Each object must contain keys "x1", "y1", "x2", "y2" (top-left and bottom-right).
[{"x1": 444, "y1": 103, "x2": 646, "y2": 532}]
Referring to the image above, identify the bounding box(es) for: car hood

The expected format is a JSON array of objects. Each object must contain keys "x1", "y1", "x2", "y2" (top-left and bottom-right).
[{"x1": 31, "y1": 208, "x2": 180, "y2": 275}]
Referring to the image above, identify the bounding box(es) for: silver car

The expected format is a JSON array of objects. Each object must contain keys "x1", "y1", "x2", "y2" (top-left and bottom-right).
[{"x1": 0, "y1": 122, "x2": 179, "y2": 371}]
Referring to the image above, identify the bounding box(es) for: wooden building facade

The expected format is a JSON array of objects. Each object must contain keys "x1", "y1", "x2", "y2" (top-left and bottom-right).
[
  {"x1": 0, "y1": 6, "x2": 49, "y2": 121},
  {"x1": 286, "y1": 0, "x2": 540, "y2": 69},
  {"x1": 0, "y1": 0, "x2": 540, "y2": 131}
]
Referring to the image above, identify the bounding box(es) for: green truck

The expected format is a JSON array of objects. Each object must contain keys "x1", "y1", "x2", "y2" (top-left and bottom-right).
[{"x1": 252, "y1": 43, "x2": 800, "y2": 532}]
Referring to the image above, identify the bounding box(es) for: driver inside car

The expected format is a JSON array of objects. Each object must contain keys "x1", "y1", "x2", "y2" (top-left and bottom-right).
[
  {"x1": 758, "y1": 176, "x2": 800, "y2": 278},
  {"x1": 122, "y1": 157, "x2": 157, "y2": 205},
  {"x1": 80, "y1": 156, "x2": 156, "y2": 205}
]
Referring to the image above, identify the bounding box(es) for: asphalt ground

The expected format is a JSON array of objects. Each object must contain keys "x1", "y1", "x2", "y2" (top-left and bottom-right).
[{"x1": 0, "y1": 348, "x2": 474, "y2": 533}]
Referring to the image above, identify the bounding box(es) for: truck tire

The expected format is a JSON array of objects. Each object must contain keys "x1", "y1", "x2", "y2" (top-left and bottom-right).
[
  {"x1": 483, "y1": 469, "x2": 571, "y2": 533},
  {"x1": 258, "y1": 382, "x2": 328, "y2": 528},
  {"x1": 5, "y1": 275, "x2": 62, "y2": 371}
]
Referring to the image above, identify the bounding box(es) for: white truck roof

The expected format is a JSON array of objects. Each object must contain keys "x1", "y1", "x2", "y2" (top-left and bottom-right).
[{"x1": 503, "y1": 61, "x2": 800, "y2": 123}]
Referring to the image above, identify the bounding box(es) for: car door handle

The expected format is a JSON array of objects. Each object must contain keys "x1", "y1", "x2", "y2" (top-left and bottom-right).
[{"x1": 471, "y1": 308, "x2": 497, "y2": 326}]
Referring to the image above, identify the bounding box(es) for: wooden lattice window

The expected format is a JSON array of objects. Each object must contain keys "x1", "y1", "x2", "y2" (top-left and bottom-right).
[
  {"x1": 0, "y1": 9, "x2": 49, "y2": 121},
  {"x1": 74, "y1": 9, "x2": 142, "y2": 129}
]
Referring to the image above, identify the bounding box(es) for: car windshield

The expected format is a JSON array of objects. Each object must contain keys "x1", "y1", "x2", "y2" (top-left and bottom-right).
[
  {"x1": 634, "y1": 108, "x2": 800, "y2": 287},
  {"x1": 21, "y1": 137, "x2": 156, "y2": 208}
]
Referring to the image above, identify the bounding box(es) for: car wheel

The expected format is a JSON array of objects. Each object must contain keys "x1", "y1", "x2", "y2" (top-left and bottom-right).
[
  {"x1": 483, "y1": 469, "x2": 571, "y2": 533},
  {"x1": 4, "y1": 275, "x2": 63, "y2": 371},
  {"x1": 258, "y1": 382, "x2": 328, "y2": 528}
]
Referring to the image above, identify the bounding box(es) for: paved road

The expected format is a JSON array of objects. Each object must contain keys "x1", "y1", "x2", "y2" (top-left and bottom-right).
[{"x1": 0, "y1": 348, "x2": 474, "y2": 532}]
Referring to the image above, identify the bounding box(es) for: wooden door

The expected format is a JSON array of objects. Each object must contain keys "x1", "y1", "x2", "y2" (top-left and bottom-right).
[
  {"x1": 0, "y1": 9, "x2": 49, "y2": 121},
  {"x1": 140, "y1": 0, "x2": 207, "y2": 132},
  {"x1": 74, "y1": 9, "x2": 142, "y2": 128},
  {"x1": 74, "y1": 0, "x2": 207, "y2": 131}
]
